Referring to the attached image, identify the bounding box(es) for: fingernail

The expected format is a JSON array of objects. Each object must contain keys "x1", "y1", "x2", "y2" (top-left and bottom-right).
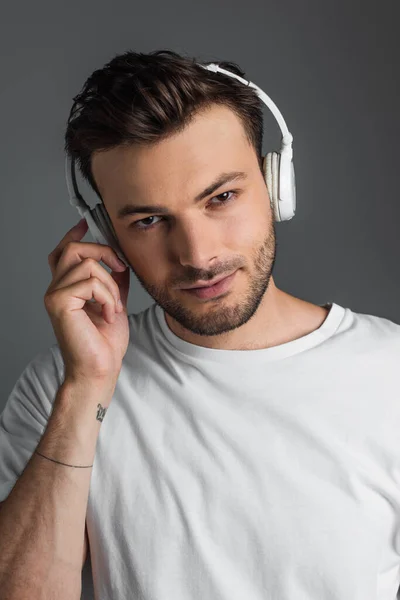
[{"x1": 116, "y1": 258, "x2": 126, "y2": 269}]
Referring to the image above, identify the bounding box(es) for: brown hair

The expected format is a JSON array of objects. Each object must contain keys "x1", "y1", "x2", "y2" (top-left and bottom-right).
[{"x1": 64, "y1": 49, "x2": 265, "y2": 200}]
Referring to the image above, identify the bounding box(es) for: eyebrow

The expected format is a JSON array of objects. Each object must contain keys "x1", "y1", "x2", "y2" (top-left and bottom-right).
[{"x1": 116, "y1": 170, "x2": 248, "y2": 220}]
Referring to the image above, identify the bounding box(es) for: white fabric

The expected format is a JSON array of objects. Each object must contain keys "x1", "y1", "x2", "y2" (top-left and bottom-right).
[{"x1": 1, "y1": 301, "x2": 400, "y2": 599}]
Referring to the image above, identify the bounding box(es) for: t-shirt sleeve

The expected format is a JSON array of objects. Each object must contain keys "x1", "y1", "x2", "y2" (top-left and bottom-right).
[{"x1": 0, "y1": 343, "x2": 65, "y2": 502}]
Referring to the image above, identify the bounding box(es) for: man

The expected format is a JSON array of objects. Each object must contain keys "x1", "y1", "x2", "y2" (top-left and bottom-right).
[{"x1": 0, "y1": 49, "x2": 399, "y2": 599}]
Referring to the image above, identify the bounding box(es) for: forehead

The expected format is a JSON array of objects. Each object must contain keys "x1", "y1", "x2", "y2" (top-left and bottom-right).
[{"x1": 91, "y1": 104, "x2": 253, "y2": 200}]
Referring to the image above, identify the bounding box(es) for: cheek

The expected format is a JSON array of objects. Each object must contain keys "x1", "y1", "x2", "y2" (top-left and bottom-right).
[
  {"x1": 225, "y1": 212, "x2": 265, "y2": 250},
  {"x1": 114, "y1": 234, "x2": 152, "y2": 279},
  {"x1": 226, "y1": 187, "x2": 270, "y2": 248},
  {"x1": 132, "y1": 252, "x2": 163, "y2": 279}
]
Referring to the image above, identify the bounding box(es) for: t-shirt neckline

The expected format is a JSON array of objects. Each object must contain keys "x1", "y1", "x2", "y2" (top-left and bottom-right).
[{"x1": 154, "y1": 302, "x2": 346, "y2": 365}]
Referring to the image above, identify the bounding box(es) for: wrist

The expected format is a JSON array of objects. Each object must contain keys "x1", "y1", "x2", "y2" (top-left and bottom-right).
[{"x1": 49, "y1": 377, "x2": 116, "y2": 436}]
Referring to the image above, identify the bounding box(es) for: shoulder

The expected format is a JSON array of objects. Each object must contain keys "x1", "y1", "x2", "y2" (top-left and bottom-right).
[{"x1": 345, "y1": 306, "x2": 400, "y2": 357}]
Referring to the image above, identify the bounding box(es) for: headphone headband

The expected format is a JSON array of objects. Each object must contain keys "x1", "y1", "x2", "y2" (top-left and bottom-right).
[
  {"x1": 200, "y1": 63, "x2": 293, "y2": 153},
  {"x1": 65, "y1": 59, "x2": 295, "y2": 226}
]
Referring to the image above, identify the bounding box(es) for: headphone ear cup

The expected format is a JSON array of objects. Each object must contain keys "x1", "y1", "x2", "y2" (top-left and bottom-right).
[
  {"x1": 271, "y1": 152, "x2": 280, "y2": 211},
  {"x1": 264, "y1": 152, "x2": 280, "y2": 222},
  {"x1": 91, "y1": 204, "x2": 130, "y2": 267}
]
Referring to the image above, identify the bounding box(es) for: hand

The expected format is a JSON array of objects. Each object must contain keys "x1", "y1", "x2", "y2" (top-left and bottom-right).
[{"x1": 44, "y1": 218, "x2": 131, "y2": 386}]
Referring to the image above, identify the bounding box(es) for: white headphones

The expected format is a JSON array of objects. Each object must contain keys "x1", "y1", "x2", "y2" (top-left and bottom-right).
[{"x1": 65, "y1": 62, "x2": 296, "y2": 268}]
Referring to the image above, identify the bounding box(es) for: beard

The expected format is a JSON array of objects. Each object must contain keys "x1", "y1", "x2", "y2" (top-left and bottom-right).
[{"x1": 133, "y1": 222, "x2": 277, "y2": 338}]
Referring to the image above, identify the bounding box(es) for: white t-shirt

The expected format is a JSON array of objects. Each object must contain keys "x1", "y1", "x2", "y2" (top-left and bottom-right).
[{"x1": 1, "y1": 301, "x2": 400, "y2": 600}]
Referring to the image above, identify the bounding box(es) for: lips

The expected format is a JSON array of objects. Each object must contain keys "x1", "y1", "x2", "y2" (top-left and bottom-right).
[
  {"x1": 182, "y1": 270, "x2": 237, "y2": 300},
  {"x1": 181, "y1": 272, "x2": 235, "y2": 290}
]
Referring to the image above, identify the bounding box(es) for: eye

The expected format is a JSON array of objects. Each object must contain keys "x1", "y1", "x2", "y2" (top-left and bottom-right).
[
  {"x1": 130, "y1": 190, "x2": 238, "y2": 232},
  {"x1": 130, "y1": 214, "x2": 163, "y2": 231},
  {"x1": 210, "y1": 190, "x2": 236, "y2": 206}
]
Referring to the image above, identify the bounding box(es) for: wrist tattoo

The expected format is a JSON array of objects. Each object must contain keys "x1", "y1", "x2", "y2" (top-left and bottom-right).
[{"x1": 96, "y1": 403, "x2": 107, "y2": 422}]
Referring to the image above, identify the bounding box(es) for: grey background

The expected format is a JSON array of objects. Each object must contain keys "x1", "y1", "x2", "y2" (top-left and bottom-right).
[{"x1": 1, "y1": 0, "x2": 399, "y2": 597}]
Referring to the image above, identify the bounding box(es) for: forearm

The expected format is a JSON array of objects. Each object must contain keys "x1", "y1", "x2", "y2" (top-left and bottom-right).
[{"x1": 0, "y1": 378, "x2": 115, "y2": 599}]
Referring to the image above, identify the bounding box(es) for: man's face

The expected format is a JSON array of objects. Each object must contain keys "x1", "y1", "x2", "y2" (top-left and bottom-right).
[{"x1": 92, "y1": 104, "x2": 277, "y2": 337}]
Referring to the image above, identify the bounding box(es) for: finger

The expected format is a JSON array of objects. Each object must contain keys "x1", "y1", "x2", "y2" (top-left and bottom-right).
[
  {"x1": 110, "y1": 266, "x2": 130, "y2": 309},
  {"x1": 48, "y1": 219, "x2": 88, "y2": 274},
  {"x1": 48, "y1": 237, "x2": 127, "y2": 285},
  {"x1": 45, "y1": 275, "x2": 118, "y2": 325},
  {"x1": 48, "y1": 258, "x2": 124, "y2": 312}
]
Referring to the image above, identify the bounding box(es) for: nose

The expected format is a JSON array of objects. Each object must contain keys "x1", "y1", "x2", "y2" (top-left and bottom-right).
[{"x1": 171, "y1": 217, "x2": 219, "y2": 270}]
